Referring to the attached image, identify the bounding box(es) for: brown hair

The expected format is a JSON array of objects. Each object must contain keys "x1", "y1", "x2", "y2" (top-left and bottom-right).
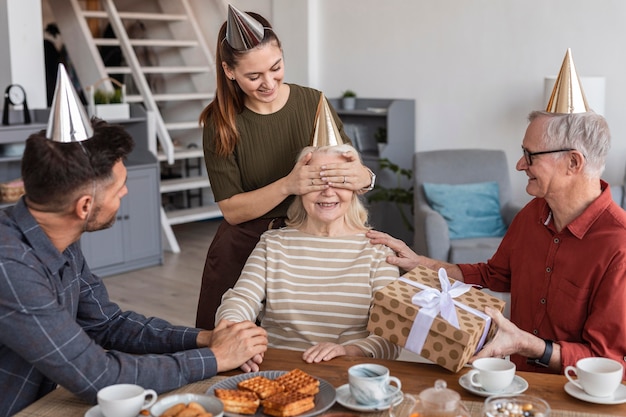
[
  {"x1": 21, "y1": 118, "x2": 134, "y2": 212},
  {"x1": 198, "y1": 12, "x2": 281, "y2": 157}
]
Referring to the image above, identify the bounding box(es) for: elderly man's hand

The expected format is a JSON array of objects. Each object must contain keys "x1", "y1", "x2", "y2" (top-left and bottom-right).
[
  {"x1": 470, "y1": 307, "x2": 525, "y2": 361},
  {"x1": 366, "y1": 230, "x2": 421, "y2": 272},
  {"x1": 210, "y1": 320, "x2": 268, "y2": 373}
]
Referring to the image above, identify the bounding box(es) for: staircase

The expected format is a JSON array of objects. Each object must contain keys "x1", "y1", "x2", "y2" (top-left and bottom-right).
[{"x1": 49, "y1": 0, "x2": 226, "y2": 252}]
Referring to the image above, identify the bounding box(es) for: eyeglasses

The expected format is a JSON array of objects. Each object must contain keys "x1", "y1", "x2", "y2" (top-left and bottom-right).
[{"x1": 521, "y1": 147, "x2": 575, "y2": 166}]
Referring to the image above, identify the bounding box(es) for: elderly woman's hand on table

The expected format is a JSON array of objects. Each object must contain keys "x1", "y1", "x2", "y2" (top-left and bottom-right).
[{"x1": 302, "y1": 343, "x2": 366, "y2": 363}]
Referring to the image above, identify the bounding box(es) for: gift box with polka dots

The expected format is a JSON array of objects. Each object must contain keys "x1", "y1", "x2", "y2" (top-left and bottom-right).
[{"x1": 367, "y1": 265, "x2": 506, "y2": 372}]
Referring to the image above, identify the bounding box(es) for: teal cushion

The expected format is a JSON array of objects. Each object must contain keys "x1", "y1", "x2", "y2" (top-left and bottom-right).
[{"x1": 422, "y1": 181, "x2": 507, "y2": 239}]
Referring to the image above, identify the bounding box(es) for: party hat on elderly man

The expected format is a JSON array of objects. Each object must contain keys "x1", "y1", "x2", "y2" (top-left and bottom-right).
[
  {"x1": 546, "y1": 48, "x2": 589, "y2": 114},
  {"x1": 226, "y1": 4, "x2": 265, "y2": 50},
  {"x1": 310, "y1": 94, "x2": 345, "y2": 147},
  {"x1": 46, "y1": 63, "x2": 93, "y2": 142}
]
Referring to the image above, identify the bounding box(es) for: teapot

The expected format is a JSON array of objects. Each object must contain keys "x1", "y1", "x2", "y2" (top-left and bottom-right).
[{"x1": 405, "y1": 379, "x2": 470, "y2": 417}]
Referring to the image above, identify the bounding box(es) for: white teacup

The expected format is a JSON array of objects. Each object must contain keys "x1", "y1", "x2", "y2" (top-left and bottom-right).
[
  {"x1": 348, "y1": 363, "x2": 402, "y2": 405},
  {"x1": 467, "y1": 357, "x2": 516, "y2": 393},
  {"x1": 97, "y1": 384, "x2": 158, "y2": 417},
  {"x1": 565, "y1": 357, "x2": 624, "y2": 397}
]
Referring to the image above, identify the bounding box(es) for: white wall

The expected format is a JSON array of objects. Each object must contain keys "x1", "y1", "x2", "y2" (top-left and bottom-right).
[
  {"x1": 270, "y1": 0, "x2": 626, "y2": 204},
  {"x1": 17, "y1": 0, "x2": 626, "y2": 205},
  {"x1": 1, "y1": 0, "x2": 47, "y2": 109}
]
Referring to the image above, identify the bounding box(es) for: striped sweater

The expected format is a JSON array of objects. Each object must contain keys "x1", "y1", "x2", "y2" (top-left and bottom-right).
[{"x1": 215, "y1": 227, "x2": 400, "y2": 359}]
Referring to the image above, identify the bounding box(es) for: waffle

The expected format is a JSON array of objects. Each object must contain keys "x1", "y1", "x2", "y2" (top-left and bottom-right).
[
  {"x1": 274, "y1": 369, "x2": 320, "y2": 396},
  {"x1": 238, "y1": 375, "x2": 285, "y2": 399},
  {"x1": 261, "y1": 391, "x2": 315, "y2": 417},
  {"x1": 214, "y1": 388, "x2": 260, "y2": 415}
]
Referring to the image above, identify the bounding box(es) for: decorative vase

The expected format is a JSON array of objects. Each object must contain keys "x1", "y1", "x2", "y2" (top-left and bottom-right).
[{"x1": 342, "y1": 97, "x2": 356, "y2": 110}]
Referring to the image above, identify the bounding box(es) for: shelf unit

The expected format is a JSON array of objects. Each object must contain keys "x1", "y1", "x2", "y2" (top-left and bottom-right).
[
  {"x1": 329, "y1": 97, "x2": 416, "y2": 244},
  {"x1": 0, "y1": 105, "x2": 162, "y2": 277}
]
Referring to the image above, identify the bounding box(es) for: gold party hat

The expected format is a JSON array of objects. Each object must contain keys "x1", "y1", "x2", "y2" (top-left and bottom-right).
[
  {"x1": 226, "y1": 4, "x2": 265, "y2": 50},
  {"x1": 546, "y1": 48, "x2": 589, "y2": 114},
  {"x1": 310, "y1": 94, "x2": 344, "y2": 147},
  {"x1": 46, "y1": 63, "x2": 93, "y2": 142}
]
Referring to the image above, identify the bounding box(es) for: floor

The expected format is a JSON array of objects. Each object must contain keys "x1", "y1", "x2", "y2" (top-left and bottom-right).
[
  {"x1": 103, "y1": 219, "x2": 425, "y2": 362},
  {"x1": 104, "y1": 219, "x2": 221, "y2": 327}
]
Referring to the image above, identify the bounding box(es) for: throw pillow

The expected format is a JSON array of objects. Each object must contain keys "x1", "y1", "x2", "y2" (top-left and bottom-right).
[{"x1": 422, "y1": 181, "x2": 507, "y2": 239}]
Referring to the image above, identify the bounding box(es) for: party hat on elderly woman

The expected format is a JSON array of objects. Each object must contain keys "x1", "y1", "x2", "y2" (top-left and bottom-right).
[
  {"x1": 310, "y1": 94, "x2": 345, "y2": 147},
  {"x1": 226, "y1": 4, "x2": 265, "y2": 50},
  {"x1": 46, "y1": 63, "x2": 93, "y2": 142},
  {"x1": 546, "y1": 48, "x2": 589, "y2": 114}
]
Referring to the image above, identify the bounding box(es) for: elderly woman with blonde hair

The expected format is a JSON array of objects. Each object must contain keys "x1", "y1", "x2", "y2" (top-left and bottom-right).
[{"x1": 216, "y1": 144, "x2": 400, "y2": 363}]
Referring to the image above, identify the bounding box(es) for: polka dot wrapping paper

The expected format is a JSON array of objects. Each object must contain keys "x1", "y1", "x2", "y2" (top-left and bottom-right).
[{"x1": 367, "y1": 265, "x2": 506, "y2": 372}]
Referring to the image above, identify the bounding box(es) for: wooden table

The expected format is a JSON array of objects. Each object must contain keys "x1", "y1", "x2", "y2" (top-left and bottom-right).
[{"x1": 15, "y1": 348, "x2": 625, "y2": 417}]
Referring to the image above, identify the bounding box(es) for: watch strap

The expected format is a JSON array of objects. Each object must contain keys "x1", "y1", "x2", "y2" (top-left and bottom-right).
[
  {"x1": 361, "y1": 167, "x2": 376, "y2": 191},
  {"x1": 526, "y1": 339, "x2": 553, "y2": 368}
]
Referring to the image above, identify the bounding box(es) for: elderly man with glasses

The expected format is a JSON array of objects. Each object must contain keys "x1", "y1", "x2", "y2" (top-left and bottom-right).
[{"x1": 368, "y1": 50, "x2": 626, "y2": 378}]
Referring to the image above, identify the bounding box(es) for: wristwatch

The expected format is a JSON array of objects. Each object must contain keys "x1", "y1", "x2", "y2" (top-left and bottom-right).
[
  {"x1": 361, "y1": 168, "x2": 376, "y2": 191},
  {"x1": 527, "y1": 339, "x2": 553, "y2": 368}
]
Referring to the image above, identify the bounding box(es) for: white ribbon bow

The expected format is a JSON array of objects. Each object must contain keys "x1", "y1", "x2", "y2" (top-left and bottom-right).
[{"x1": 400, "y1": 268, "x2": 491, "y2": 355}]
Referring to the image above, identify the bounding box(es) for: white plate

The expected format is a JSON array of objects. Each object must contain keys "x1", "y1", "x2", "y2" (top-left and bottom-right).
[
  {"x1": 564, "y1": 381, "x2": 626, "y2": 405},
  {"x1": 206, "y1": 370, "x2": 336, "y2": 417},
  {"x1": 458, "y1": 374, "x2": 528, "y2": 397},
  {"x1": 335, "y1": 384, "x2": 403, "y2": 412},
  {"x1": 150, "y1": 393, "x2": 224, "y2": 417},
  {"x1": 84, "y1": 405, "x2": 142, "y2": 417}
]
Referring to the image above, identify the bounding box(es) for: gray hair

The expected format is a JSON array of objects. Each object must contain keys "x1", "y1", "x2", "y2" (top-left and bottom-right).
[{"x1": 528, "y1": 110, "x2": 610, "y2": 178}]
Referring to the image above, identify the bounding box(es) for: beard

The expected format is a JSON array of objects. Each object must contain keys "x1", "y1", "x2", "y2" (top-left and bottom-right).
[{"x1": 84, "y1": 205, "x2": 118, "y2": 232}]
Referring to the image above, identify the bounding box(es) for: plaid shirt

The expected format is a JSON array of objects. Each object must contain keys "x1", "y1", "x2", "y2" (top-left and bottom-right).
[{"x1": 0, "y1": 198, "x2": 218, "y2": 416}]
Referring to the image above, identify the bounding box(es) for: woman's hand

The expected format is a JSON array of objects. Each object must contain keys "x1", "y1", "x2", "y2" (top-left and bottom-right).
[
  {"x1": 302, "y1": 343, "x2": 348, "y2": 363},
  {"x1": 319, "y1": 150, "x2": 372, "y2": 191},
  {"x1": 284, "y1": 151, "x2": 330, "y2": 195},
  {"x1": 302, "y1": 343, "x2": 365, "y2": 363}
]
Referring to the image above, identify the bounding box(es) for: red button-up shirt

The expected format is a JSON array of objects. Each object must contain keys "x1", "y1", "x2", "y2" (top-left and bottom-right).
[{"x1": 460, "y1": 181, "x2": 626, "y2": 376}]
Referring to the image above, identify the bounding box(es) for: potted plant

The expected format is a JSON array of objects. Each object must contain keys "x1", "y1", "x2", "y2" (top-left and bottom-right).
[
  {"x1": 374, "y1": 127, "x2": 387, "y2": 154},
  {"x1": 366, "y1": 157, "x2": 414, "y2": 233},
  {"x1": 87, "y1": 77, "x2": 130, "y2": 120},
  {"x1": 341, "y1": 90, "x2": 357, "y2": 110}
]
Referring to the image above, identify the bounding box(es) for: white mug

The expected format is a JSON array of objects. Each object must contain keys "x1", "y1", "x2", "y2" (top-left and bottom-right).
[
  {"x1": 348, "y1": 363, "x2": 402, "y2": 405},
  {"x1": 565, "y1": 357, "x2": 623, "y2": 397},
  {"x1": 467, "y1": 357, "x2": 516, "y2": 393},
  {"x1": 97, "y1": 384, "x2": 158, "y2": 417}
]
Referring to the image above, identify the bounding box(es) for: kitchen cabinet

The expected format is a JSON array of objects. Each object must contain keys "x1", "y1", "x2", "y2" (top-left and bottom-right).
[{"x1": 0, "y1": 105, "x2": 162, "y2": 276}]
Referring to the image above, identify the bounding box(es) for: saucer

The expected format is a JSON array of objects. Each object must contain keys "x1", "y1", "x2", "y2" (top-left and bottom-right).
[
  {"x1": 85, "y1": 405, "x2": 105, "y2": 417},
  {"x1": 564, "y1": 381, "x2": 626, "y2": 405},
  {"x1": 458, "y1": 374, "x2": 528, "y2": 397},
  {"x1": 84, "y1": 405, "x2": 141, "y2": 417},
  {"x1": 335, "y1": 384, "x2": 403, "y2": 412}
]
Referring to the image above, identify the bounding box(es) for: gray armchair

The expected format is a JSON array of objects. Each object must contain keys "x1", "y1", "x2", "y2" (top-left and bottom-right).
[{"x1": 413, "y1": 149, "x2": 522, "y2": 264}]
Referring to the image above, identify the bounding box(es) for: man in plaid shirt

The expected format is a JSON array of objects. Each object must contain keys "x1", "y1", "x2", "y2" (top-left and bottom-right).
[{"x1": 0, "y1": 72, "x2": 267, "y2": 416}]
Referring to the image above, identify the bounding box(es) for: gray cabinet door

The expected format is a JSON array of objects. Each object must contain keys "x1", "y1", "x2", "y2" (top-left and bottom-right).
[{"x1": 124, "y1": 165, "x2": 160, "y2": 261}]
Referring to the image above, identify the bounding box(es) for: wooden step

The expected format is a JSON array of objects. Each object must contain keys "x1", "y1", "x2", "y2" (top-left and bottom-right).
[
  {"x1": 165, "y1": 205, "x2": 223, "y2": 225},
  {"x1": 160, "y1": 176, "x2": 210, "y2": 193},
  {"x1": 82, "y1": 10, "x2": 188, "y2": 22},
  {"x1": 126, "y1": 92, "x2": 213, "y2": 103},
  {"x1": 165, "y1": 121, "x2": 203, "y2": 131},
  {"x1": 94, "y1": 38, "x2": 199, "y2": 48},
  {"x1": 158, "y1": 148, "x2": 204, "y2": 162},
  {"x1": 105, "y1": 66, "x2": 212, "y2": 75}
]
